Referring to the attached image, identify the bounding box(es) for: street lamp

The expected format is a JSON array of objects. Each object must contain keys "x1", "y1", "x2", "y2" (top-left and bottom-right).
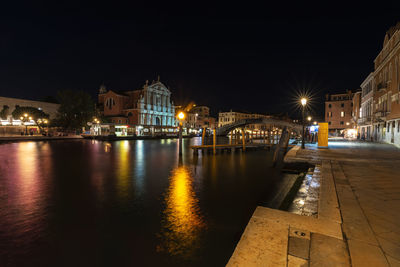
[
  {"x1": 92, "y1": 118, "x2": 100, "y2": 135},
  {"x1": 20, "y1": 114, "x2": 31, "y2": 135},
  {"x1": 301, "y1": 98, "x2": 307, "y2": 149},
  {"x1": 177, "y1": 112, "x2": 185, "y2": 155}
]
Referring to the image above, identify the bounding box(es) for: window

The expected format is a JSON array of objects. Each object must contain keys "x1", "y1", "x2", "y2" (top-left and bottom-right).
[
  {"x1": 340, "y1": 121, "x2": 344, "y2": 125},
  {"x1": 341, "y1": 111, "x2": 345, "y2": 117},
  {"x1": 341, "y1": 103, "x2": 344, "y2": 107},
  {"x1": 328, "y1": 104, "x2": 332, "y2": 108},
  {"x1": 328, "y1": 122, "x2": 331, "y2": 125}
]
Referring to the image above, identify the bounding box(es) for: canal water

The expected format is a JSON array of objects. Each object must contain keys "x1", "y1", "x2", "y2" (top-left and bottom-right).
[{"x1": 0, "y1": 138, "x2": 284, "y2": 266}]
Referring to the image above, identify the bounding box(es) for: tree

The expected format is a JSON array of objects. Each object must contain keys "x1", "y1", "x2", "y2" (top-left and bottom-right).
[
  {"x1": 53, "y1": 90, "x2": 95, "y2": 131},
  {"x1": 12, "y1": 106, "x2": 50, "y2": 131},
  {"x1": 0, "y1": 105, "x2": 9, "y2": 119}
]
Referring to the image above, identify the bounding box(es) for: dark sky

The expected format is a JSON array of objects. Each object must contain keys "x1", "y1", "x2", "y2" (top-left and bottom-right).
[{"x1": 1, "y1": 1, "x2": 400, "y2": 118}]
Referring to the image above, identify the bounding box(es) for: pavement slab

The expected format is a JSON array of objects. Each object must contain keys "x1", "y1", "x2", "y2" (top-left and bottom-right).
[{"x1": 228, "y1": 140, "x2": 400, "y2": 266}]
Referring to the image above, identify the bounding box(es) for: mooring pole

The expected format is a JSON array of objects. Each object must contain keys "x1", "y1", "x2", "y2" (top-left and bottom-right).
[
  {"x1": 241, "y1": 127, "x2": 246, "y2": 151},
  {"x1": 179, "y1": 122, "x2": 183, "y2": 155},
  {"x1": 202, "y1": 127, "x2": 206, "y2": 146},
  {"x1": 213, "y1": 129, "x2": 216, "y2": 155}
]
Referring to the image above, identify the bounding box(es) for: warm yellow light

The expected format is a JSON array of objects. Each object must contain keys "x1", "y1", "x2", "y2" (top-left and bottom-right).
[
  {"x1": 44, "y1": 120, "x2": 48, "y2": 124},
  {"x1": 313, "y1": 121, "x2": 317, "y2": 125},
  {"x1": 24, "y1": 113, "x2": 28, "y2": 117},
  {"x1": 307, "y1": 116, "x2": 312, "y2": 121},
  {"x1": 20, "y1": 116, "x2": 23, "y2": 120},
  {"x1": 29, "y1": 117, "x2": 32, "y2": 120},
  {"x1": 301, "y1": 98, "x2": 307, "y2": 106},
  {"x1": 178, "y1": 112, "x2": 185, "y2": 120}
]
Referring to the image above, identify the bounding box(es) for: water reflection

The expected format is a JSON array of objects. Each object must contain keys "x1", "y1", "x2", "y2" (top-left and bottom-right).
[
  {"x1": 158, "y1": 166, "x2": 206, "y2": 258},
  {"x1": 116, "y1": 141, "x2": 131, "y2": 200}
]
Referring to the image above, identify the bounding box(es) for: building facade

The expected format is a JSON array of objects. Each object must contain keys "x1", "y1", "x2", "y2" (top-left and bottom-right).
[
  {"x1": 359, "y1": 73, "x2": 375, "y2": 140},
  {"x1": 98, "y1": 80, "x2": 176, "y2": 133},
  {"x1": 325, "y1": 91, "x2": 354, "y2": 133},
  {"x1": 372, "y1": 22, "x2": 400, "y2": 145},
  {"x1": 0, "y1": 96, "x2": 59, "y2": 119},
  {"x1": 358, "y1": 22, "x2": 400, "y2": 145},
  {"x1": 0, "y1": 96, "x2": 60, "y2": 135},
  {"x1": 185, "y1": 106, "x2": 216, "y2": 130}
]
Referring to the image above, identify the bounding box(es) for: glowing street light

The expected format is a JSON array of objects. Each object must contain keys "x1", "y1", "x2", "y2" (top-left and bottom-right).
[
  {"x1": 178, "y1": 112, "x2": 185, "y2": 120},
  {"x1": 177, "y1": 112, "x2": 185, "y2": 156},
  {"x1": 20, "y1": 113, "x2": 31, "y2": 135},
  {"x1": 313, "y1": 121, "x2": 317, "y2": 125},
  {"x1": 307, "y1": 116, "x2": 312, "y2": 122},
  {"x1": 300, "y1": 98, "x2": 308, "y2": 149}
]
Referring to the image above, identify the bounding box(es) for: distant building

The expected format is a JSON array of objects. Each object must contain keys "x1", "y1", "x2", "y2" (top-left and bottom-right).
[
  {"x1": 324, "y1": 91, "x2": 354, "y2": 133},
  {"x1": 186, "y1": 105, "x2": 216, "y2": 130},
  {"x1": 0, "y1": 96, "x2": 60, "y2": 135},
  {"x1": 98, "y1": 79, "x2": 176, "y2": 135},
  {"x1": 0, "y1": 96, "x2": 59, "y2": 119}
]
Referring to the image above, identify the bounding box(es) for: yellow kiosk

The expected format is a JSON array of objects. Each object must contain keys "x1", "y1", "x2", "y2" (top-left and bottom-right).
[{"x1": 318, "y1": 122, "x2": 328, "y2": 148}]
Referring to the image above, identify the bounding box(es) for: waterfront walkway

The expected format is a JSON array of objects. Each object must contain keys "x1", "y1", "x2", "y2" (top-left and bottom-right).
[{"x1": 228, "y1": 140, "x2": 400, "y2": 266}]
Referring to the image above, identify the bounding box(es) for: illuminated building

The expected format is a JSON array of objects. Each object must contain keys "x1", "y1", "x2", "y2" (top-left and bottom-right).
[
  {"x1": 370, "y1": 22, "x2": 400, "y2": 145},
  {"x1": 98, "y1": 77, "x2": 176, "y2": 135},
  {"x1": 324, "y1": 91, "x2": 354, "y2": 134}
]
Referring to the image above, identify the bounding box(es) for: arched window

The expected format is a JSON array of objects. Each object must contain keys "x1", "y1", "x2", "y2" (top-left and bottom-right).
[{"x1": 106, "y1": 98, "x2": 115, "y2": 109}]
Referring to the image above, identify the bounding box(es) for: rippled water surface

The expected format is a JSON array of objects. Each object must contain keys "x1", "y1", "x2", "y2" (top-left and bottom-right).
[{"x1": 0, "y1": 138, "x2": 282, "y2": 266}]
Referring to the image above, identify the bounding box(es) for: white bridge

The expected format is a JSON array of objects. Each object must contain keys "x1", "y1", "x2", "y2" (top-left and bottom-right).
[{"x1": 216, "y1": 118, "x2": 302, "y2": 136}]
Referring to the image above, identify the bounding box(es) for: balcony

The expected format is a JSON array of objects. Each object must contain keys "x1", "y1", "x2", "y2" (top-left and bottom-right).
[
  {"x1": 357, "y1": 117, "x2": 372, "y2": 125},
  {"x1": 377, "y1": 82, "x2": 388, "y2": 91},
  {"x1": 374, "y1": 110, "x2": 389, "y2": 121}
]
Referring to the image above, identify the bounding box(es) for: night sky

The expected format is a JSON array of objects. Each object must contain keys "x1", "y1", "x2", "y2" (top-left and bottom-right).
[{"x1": 1, "y1": 2, "x2": 400, "y2": 118}]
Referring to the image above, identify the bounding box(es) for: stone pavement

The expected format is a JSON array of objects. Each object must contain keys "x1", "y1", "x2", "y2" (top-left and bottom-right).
[{"x1": 228, "y1": 140, "x2": 400, "y2": 266}]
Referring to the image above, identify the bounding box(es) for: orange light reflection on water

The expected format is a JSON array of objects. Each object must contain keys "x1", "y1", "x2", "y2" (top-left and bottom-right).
[
  {"x1": 116, "y1": 141, "x2": 131, "y2": 199},
  {"x1": 158, "y1": 166, "x2": 206, "y2": 258}
]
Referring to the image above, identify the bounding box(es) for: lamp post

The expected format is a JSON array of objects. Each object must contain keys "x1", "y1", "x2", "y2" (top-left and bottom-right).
[
  {"x1": 20, "y1": 113, "x2": 31, "y2": 135},
  {"x1": 301, "y1": 98, "x2": 307, "y2": 149},
  {"x1": 177, "y1": 112, "x2": 185, "y2": 155},
  {"x1": 93, "y1": 118, "x2": 100, "y2": 135}
]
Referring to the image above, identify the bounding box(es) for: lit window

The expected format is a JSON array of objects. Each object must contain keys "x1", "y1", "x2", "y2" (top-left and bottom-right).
[{"x1": 341, "y1": 111, "x2": 345, "y2": 117}]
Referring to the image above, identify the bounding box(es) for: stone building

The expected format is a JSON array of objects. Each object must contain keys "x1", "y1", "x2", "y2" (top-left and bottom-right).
[
  {"x1": 351, "y1": 91, "x2": 362, "y2": 128},
  {"x1": 186, "y1": 106, "x2": 216, "y2": 130},
  {"x1": 359, "y1": 22, "x2": 400, "y2": 145},
  {"x1": 372, "y1": 22, "x2": 400, "y2": 145},
  {"x1": 359, "y1": 73, "x2": 375, "y2": 140},
  {"x1": 98, "y1": 79, "x2": 176, "y2": 134},
  {"x1": 324, "y1": 91, "x2": 354, "y2": 133},
  {"x1": 0, "y1": 96, "x2": 60, "y2": 135},
  {"x1": 0, "y1": 96, "x2": 59, "y2": 119}
]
